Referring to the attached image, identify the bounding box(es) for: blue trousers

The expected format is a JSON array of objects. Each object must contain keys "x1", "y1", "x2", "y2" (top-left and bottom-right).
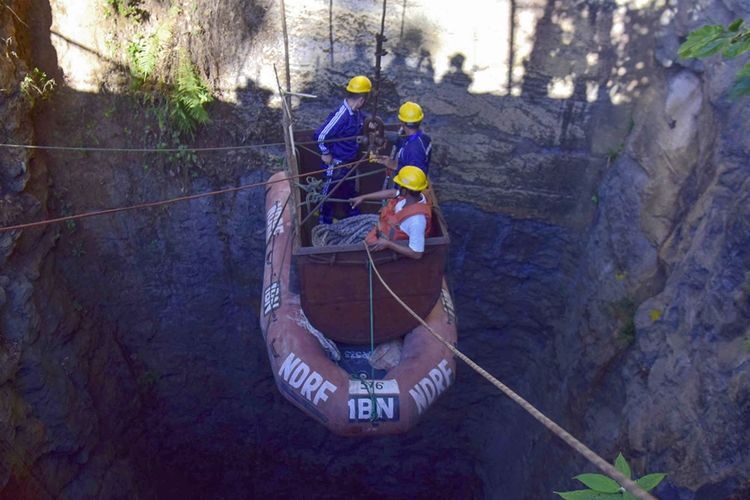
[{"x1": 319, "y1": 162, "x2": 360, "y2": 224}]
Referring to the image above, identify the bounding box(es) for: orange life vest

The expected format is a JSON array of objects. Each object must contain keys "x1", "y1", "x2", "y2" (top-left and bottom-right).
[{"x1": 365, "y1": 195, "x2": 432, "y2": 245}]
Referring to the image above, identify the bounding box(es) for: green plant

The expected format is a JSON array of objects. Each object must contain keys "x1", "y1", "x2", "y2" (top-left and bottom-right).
[
  {"x1": 606, "y1": 143, "x2": 624, "y2": 164},
  {"x1": 168, "y1": 58, "x2": 213, "y2": 136},
  {"x1": 555, "y1": 453, "x2": 666, "y2": 499},
  {"x1": 20, "y1": 68, "x2": 56, "y2": 105},
  {"x1": 104, "y1": 0, "x2": 148, "y2": 21},
  {"x1": 71, "y1": 242, "x2": 85, "y2": 258},
  {"x1": 137, "y1": 370, "x2": 159, "y2": 392},
  {"x1": 126, "y1": 31, "x2": 164, "y2": 81},
  {"x1": 679, "y1": 19, "x2": 750, "y2": 98},
  {"x1": 125, "y1": 25, "x2": 212, "y2": 138},
  {"x1": 611, "y1": 297, "x2": 637, "y2": 345},
  {"x1": 741, "y1": 271, "x2": 750, "y2": 295}
]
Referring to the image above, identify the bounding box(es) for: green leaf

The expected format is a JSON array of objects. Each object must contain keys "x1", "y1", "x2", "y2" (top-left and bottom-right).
[
  {"x1": 723, "y1": 38, "x2": 750, "y2": 59},
  {"x1": 623, "y1": 491, "x2": 637, "y2": 500},
  {"x1": 736, "y1": 63, "x2": 750, "y2": 79},
  {"x1": 678, "y1": 25, "x2": 729, "y2": 59},
  {"x1": 614, "y1": 453, "x2": 632, "y2": 480},
  {"x1": 692, "y1": 37, "x2": 732, "y2": 58},
  {"x1": 574, "y1": 474, "x2": 622, "y2": 493},
  {"x1": 636, "y1": 473, "x2": 666, "y2": 491},
  {"x1": 728, "y1": 19, "x2": 744, "y2": 32},
  {"x1": 730, "y1": 64, "x2": 750, "y2": 98},
  {"x1": 555, "y1": 490, "x2": 621, "y2": 500}
]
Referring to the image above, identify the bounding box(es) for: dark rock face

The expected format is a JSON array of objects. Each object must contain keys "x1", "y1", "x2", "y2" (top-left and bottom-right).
[
  {"x1": 1, "y1": 0, "x2": 749, "y2": 498},
  {"x1": 1, "y1": 1, "x2": 145, "y2": 498}
]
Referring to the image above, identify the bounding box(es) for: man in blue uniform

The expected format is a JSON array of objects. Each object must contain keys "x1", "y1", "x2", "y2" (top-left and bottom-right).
[
  {"x1": 314, "y1": 75, "x2": 372, "y2": 224},
  {"x1": 378, "y1": 101, "x2": 432, "y2": 177}
]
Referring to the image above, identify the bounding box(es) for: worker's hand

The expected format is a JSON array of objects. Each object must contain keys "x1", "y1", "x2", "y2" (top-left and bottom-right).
[
  {"x1": 349, "y1": 195, "x2": 365, "y2": 209},
  {"x1": 368, "y1": 238, "x2": 391, "y2": 252},
  {"x1": 321, "y1": 153, "x2": 333, "y2": 165}
]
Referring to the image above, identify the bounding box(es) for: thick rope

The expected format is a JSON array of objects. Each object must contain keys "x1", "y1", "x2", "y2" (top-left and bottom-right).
[
  {"x1": 363, "y1": 244, "x2": 656, "y2": 500},
  {"x1": 311, "y1": 214, "x2": 378, "y2": 247}
]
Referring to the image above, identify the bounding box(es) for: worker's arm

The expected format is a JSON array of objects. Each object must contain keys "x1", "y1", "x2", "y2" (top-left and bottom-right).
[
  {"x1": 372, "y1": 154, "x2": 397, "y2": 171},
  {"x1": 368, "y1": 215, "x2": 426, "y2": 260},
  {"x1": 349, "y1": 189, "x2": 398, "y2": 208},
  {"x1": 371, "y1": 238, "x2": 423, "y2": 259}
]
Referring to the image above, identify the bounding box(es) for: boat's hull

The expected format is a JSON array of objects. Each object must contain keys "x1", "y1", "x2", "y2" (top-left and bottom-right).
[{"x1": 261, "y1": 172, "x2": 458, "y2": 435}]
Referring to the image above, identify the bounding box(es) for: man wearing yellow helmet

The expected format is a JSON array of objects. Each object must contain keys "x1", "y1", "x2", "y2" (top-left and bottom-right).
[
  {"x1": 349, "y1": 166, "x2": 432, "y2": 260},
  {"x1": 314, "y1": 75, "x2": 372, "y2": 224},
  {"x1": 377, "y1": 101, "x2": 432, "y2": 176}
]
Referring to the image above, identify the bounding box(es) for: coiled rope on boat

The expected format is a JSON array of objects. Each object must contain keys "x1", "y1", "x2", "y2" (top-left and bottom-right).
[{"x1": 311, "y1": 214, "x2": 379, "y2": 247}]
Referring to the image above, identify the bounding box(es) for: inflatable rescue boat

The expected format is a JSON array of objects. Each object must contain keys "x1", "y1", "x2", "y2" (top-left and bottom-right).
[{"x1": 260, "y1": 163, "x2": 458, "y2": 435}]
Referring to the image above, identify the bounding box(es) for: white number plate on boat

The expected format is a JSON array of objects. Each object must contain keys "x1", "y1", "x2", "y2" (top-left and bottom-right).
[{"x1": 348, "y1": 379, "x2": 399, "y2": 396}]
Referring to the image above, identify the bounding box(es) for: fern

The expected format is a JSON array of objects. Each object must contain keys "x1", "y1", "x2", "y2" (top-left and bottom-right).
[
  {"x1": 127, "y1": 35, "x2": 157, "y2": 80},
  {"x1": 126, "y1": 25, "x2": 170, "y2": 80},
  {"x1": 169, "y1": 59, "x2": 213, "y2": 135},
  {"x1": 124, "y1": 16, "x2": 211, "y2": 138}
]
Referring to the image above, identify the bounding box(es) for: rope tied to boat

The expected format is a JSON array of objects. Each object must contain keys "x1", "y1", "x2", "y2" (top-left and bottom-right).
[
  {"x1": 295, "y1": 176, "x2": 325, "y2": 213},
  {"x1": 293, "y1": 166, "x2": 387, "y2": 213},
  {"x1": 362, "y1": 243, "x2": 657, "y2": 500},
  {"x1": 311, "y1": 214, "x2": 378, "y2": 247}
]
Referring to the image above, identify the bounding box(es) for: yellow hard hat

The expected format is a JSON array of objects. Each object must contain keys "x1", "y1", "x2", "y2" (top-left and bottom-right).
[
  {"x1": 398, "y1": 101, "x2": 424, "y2": 123},
  {"x1": 346, "y1": 75, "x2": 372, "y2": 93},
  {"x1": 394, "y1": 165, "x2": 428, "y2": 191}
]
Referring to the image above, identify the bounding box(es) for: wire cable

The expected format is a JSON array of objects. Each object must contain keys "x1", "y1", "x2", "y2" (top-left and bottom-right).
[
  {"x1": 0, "y1": 160, "x2": 364, "y2": 233},
  {"x1": 0, "y1": 134, "x2": 361, "y2": 153}
]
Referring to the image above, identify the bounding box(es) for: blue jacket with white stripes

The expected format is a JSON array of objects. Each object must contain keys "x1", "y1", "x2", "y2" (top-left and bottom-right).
[
  {"x1": 313, "y1": 99, "x2": 364, "y2": 163},
  {"x1": 396, "y1": 130, "x2": 432, "y2": 175}
]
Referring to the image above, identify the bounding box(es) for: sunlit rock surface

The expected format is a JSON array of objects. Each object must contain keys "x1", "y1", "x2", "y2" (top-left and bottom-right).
[{"x1": 1, "y1": 0, "x2": 748, "y2": 498}]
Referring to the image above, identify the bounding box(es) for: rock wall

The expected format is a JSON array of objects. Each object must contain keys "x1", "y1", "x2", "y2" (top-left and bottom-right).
[
  {"x1": 0, "y1": 0, "x2": 748, "y2": 498},
  {"x1": 549, "y1": 4, "x2": 750, "y2": 497},
  {"x1": 0, "y1": 1, "x2": 147, "y2": 498}
]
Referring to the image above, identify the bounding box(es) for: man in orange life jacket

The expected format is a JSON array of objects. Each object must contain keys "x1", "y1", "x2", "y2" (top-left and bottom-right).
[{"x1": 349, "y1": 166, "x2": 432, "y2": 260}]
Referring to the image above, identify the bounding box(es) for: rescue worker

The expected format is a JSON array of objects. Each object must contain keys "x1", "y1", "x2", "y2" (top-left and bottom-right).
[
  {"x1": 349, "y1": 166, "x2": 432, "y2": 260},
  {"x1": 314, "y1": 75, "x2": 372, "y2": 224},
  {"x1": 377, "y1": 101, "x2": 432, "y2": 176}
]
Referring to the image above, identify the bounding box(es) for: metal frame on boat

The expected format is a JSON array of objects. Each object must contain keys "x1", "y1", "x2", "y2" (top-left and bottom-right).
[{"x1": 289, "y1": 128, "x2": 450, "y2": 343}]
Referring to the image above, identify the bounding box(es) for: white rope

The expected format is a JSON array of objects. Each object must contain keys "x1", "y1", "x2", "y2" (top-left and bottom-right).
[{"x1": 311, "y1": 214, "x2": 379, "y2": 247}]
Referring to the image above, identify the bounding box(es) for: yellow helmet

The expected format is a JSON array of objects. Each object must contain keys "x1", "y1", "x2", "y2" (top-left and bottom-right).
[
  {"x1": 398, "y1": 101, "x2": 424, "y2": 123},
  {"x1": 346, "y1": 75, "x2": 372, "y2": 94},
  {"x1": 393, "y1": 166, "x2": 428, "y2": 191}
]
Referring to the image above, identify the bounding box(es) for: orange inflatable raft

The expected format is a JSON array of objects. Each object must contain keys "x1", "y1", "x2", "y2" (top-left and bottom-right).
[{"x1": 260, "y1": 171, "x2": 458, "y2": 436}]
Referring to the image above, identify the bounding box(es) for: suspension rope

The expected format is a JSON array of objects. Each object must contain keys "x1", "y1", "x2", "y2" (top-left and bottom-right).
[
  {"x1": 362, "y1": 244, "x2": 656, "y2": 500},
  {"x1": 367, "y1": 257, "x2": 378, "y2": 421},
  {"x1": 0, "y1": 160, "x2": 361, "y2": 233}
]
